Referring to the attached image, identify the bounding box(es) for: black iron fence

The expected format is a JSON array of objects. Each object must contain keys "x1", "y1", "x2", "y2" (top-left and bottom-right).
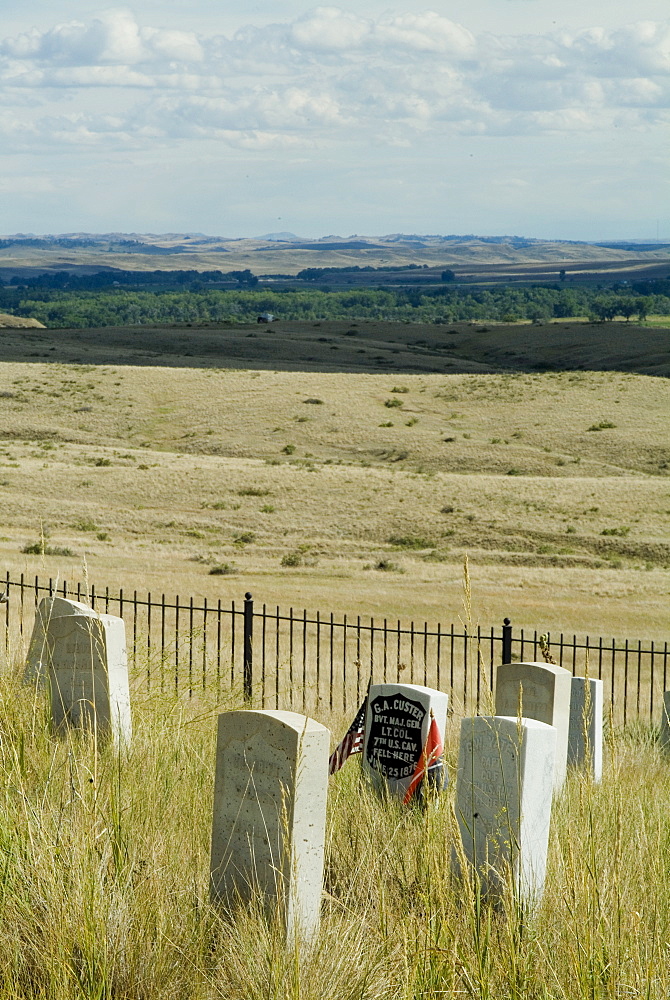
[{"x1": 2, "y1": 572, "x2": 668, "y2": 726}]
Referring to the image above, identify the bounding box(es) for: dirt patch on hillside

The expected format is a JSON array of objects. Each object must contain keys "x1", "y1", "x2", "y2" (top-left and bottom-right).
[{"x1": 0, "y1": 313, "x2": 45, "y2": 329}]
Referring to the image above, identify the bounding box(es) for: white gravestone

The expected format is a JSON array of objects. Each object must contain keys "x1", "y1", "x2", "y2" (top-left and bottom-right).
[
  {"x1": 210, "y1": 710, "x2": 329, "y2": 943},
  {"x1": 363, "y1": 683, "x2": 448, "y2": 800},
  {"x1": 567, "y1": 676, "x2": 603, "y2": 780},
  {"x1": 25, "y1": 596, "x2": 131, "y2": 747},
  {"x1": 495, "y1": 661, "x2": 572, "y2": 790},
  {"x1": 660, "y1": 691, "x2": 670, "y2": 751},
  {"x1": 25, "y1": 595, "x2": 94, "y2": 686},
  {"x1": 455, "y1": 715, "x2": 556, "y2": 906}
]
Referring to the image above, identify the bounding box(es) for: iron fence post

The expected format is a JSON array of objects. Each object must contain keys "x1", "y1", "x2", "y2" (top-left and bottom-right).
[
  {"x1": 502, "y1": 617, "x2": 512, "y2": 664},
  {"x1": 244, "y1": 592, "x2": 254, "y2": 703}
]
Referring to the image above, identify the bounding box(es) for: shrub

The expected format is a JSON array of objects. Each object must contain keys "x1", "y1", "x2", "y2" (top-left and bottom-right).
[
  {"x1": 238, "y1": 487, "x2": 271, "y2": 497},
  {"x1": 209, "y1": 563, "x2": 237, "y2": 575},
  {"x1": 281, "y1": 543, "x2": 315, "y2": 567},
  {"x1": 602, "y1": 526, "x2": 631, "y2": 537},
  {"x1": 587, "y1": 421, "x2": 617, "y2": 431},
  {"x1": 21, "y1": 542, "x2": 74, "y2": 556},
  {"x1": 384, "y1": 398, "x2": 403, "y2": 408},
  {"x1": 374, "y1": 559, "x2": 403, "y2": 572},
  {"x1": 282, "y1": 444, "x2": 296, "y2": 455},
  {"x1": 74, "y1": 518, "x2": 97, "y2": 532},
  {"x1": 93, "y1": 457, "x2": 111, "y2": 466},
  {"x1": 390, "y1": 386, "x2": 409, "y2": 393},
  {"x1": 303, "y1": 397, "x2": 323, "y2": 404},
  {"x1": 388, "y1": 535, "x2": 432, "y2": 549},
  {"x1": 234, "y1": 532, "x2": 255, "y2": 545},
  {"x1": 281, "y1": 551, "x2": 303, "y2": 567}
]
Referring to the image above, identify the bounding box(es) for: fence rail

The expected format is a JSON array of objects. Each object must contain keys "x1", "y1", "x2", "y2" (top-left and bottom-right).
[{"x1": 2, "y1": 572, "x2": 668, "y2": 726}]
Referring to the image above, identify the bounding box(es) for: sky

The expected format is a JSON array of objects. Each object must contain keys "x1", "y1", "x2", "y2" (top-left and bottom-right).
[{"x1": 0, "y1": 1, "x2": 668, "y2": 241}]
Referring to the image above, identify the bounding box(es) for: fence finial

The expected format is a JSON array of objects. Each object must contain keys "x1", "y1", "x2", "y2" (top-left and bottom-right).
[{"x1": 502, "y1": 617, "x2": 513, "y2": 664}]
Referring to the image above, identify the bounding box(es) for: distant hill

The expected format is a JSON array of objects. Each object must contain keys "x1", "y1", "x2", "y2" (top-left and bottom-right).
[{"x1": 0, "y1": 231, "x2": 668, "y2": 280}]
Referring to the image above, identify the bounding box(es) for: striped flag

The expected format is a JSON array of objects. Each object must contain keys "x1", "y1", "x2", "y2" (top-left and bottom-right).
[
  {"x1": 328, "y1": 697, "x2": 368, "y2": 775},
  {"x1": 403, "y1": 711, "x2": 444, "y2": 805}
]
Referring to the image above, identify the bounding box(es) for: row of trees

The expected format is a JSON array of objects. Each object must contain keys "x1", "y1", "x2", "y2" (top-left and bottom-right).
[
  {"x1": 3, "y1": 269, "x2": 259, "y2": 290},
  {"x1": 3, "y1": 284, "x2": 668, "y2": 329}
]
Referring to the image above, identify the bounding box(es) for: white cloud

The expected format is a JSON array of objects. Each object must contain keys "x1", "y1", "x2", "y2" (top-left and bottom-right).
[
  {"x1": 143, "y1": 27, "x2": 204, "y2": 63},
  {"x1": 0, "y1": 7, "x2": 668, "y2": 151},
  {"x1": 373, "y1": 12, "x2": 476, "y2": 56},
  {"x1": 1, "y1": 9, "x2": 202, "y2": 67},
  {"x1": 290, "y1": 8, "x2": 371, "y2": 51},
  {"x1": 2, "y1": 10, "x2": 145, "y2": 65}
]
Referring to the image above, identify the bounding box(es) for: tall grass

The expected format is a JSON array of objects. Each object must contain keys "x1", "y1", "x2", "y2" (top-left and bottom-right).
[{"x1": 0, "y1": 657, "x2": 668, "y2": 999}]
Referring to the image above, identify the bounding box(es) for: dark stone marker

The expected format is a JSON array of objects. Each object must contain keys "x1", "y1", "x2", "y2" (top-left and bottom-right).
[
  {"x1": 363, "y1": 683, "x2": 448, "y2": 800},
  {"x1": 366, "y1": 692, "x2": 426, "y2": 780}
]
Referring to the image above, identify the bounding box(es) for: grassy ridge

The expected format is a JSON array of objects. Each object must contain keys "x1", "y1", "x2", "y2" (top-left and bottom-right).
[
  {"x1": 0, "y1": 328, "x2": 668, "y2": 639},
  {"x1": 0, "y1": 656, "x2": 669, "y2": 999}
]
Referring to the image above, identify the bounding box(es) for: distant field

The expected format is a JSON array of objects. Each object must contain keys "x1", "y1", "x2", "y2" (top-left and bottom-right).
[{"x1": 0, "y1": 319, "x2": 668, "y2": 642}]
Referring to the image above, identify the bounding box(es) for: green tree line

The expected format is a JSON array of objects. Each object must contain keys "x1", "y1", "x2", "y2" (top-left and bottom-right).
[{"x1": 2, "y1": 284, "x2": 669, "y2": 329}]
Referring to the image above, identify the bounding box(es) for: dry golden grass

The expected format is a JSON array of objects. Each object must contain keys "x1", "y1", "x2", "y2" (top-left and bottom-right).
[
  {"x1": 0, "y1": 321, "x2": 668, "y2": 641},
  {"x1": 0, "y1": 662, "x2": 670, "y2": 999}
]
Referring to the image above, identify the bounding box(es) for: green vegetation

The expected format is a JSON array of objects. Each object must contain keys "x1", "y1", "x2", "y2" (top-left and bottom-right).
[
  {"x1": 372, "y1": 558, "x2": 403, "y2": 572},
  {"x1": 388, "y1": 535, "x2": 433, "y2": 549},
  {"x1": 587, "y1": 420, "x2": 617, "y2": 431},
  {"x1": 233, "y1": 531, "x2": 255, "y2": 546},
  {"x1": 4, "y1": 281, "x2": 670, "y2": 328},
  {"x1": 21, "y1": 541, "x2": 75, "y2": 556},
  {"x1": 208, "y1": 562, "x2": 237, "y2": 575},
  {"x1": 280, "y1": 543, "x2": 316, "y2": 567}
]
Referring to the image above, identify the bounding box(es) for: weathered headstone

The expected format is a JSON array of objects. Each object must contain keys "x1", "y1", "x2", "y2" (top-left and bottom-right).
[
  {"x1": 210, "y1": 710, "x2": 329, "y2": 942},
  {"x1": 567, "y1": 676, "x2": 603, "y2": 780},
  {"x1": 25, "y1": 595, "x2": 93, "y2": 686},
  {"x1": 25, "y1": 596, "x2": 131, "y2": 746},
  {"x1": 495, "y1": 661, "x2": 571, "y2": 789},
  {"x1": 363, "y1": 683, "x2": 448, "y2": 800},
  {"x1": 660, "y1": 691, "x2": 670, "y2": 751},
  {"x1": 454, "y1": 715, "x2": 556, "y2": 906}
]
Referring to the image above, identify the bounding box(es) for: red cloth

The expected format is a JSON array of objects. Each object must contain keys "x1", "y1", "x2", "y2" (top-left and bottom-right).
[{"x1": 403, "y1": 714, "x2": 443, "y2": 804}]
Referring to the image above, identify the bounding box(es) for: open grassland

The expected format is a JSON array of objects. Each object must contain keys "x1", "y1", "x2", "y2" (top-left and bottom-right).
[
  {"x1": 0, "y1": 668, "x2": 670, "y2": 999},
  {"x1": 0, "y1": 320, "x2": 668, "y2": 641},
  {"x1": 2, "y1": 232, "x2": 669, "y2": 277}
]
